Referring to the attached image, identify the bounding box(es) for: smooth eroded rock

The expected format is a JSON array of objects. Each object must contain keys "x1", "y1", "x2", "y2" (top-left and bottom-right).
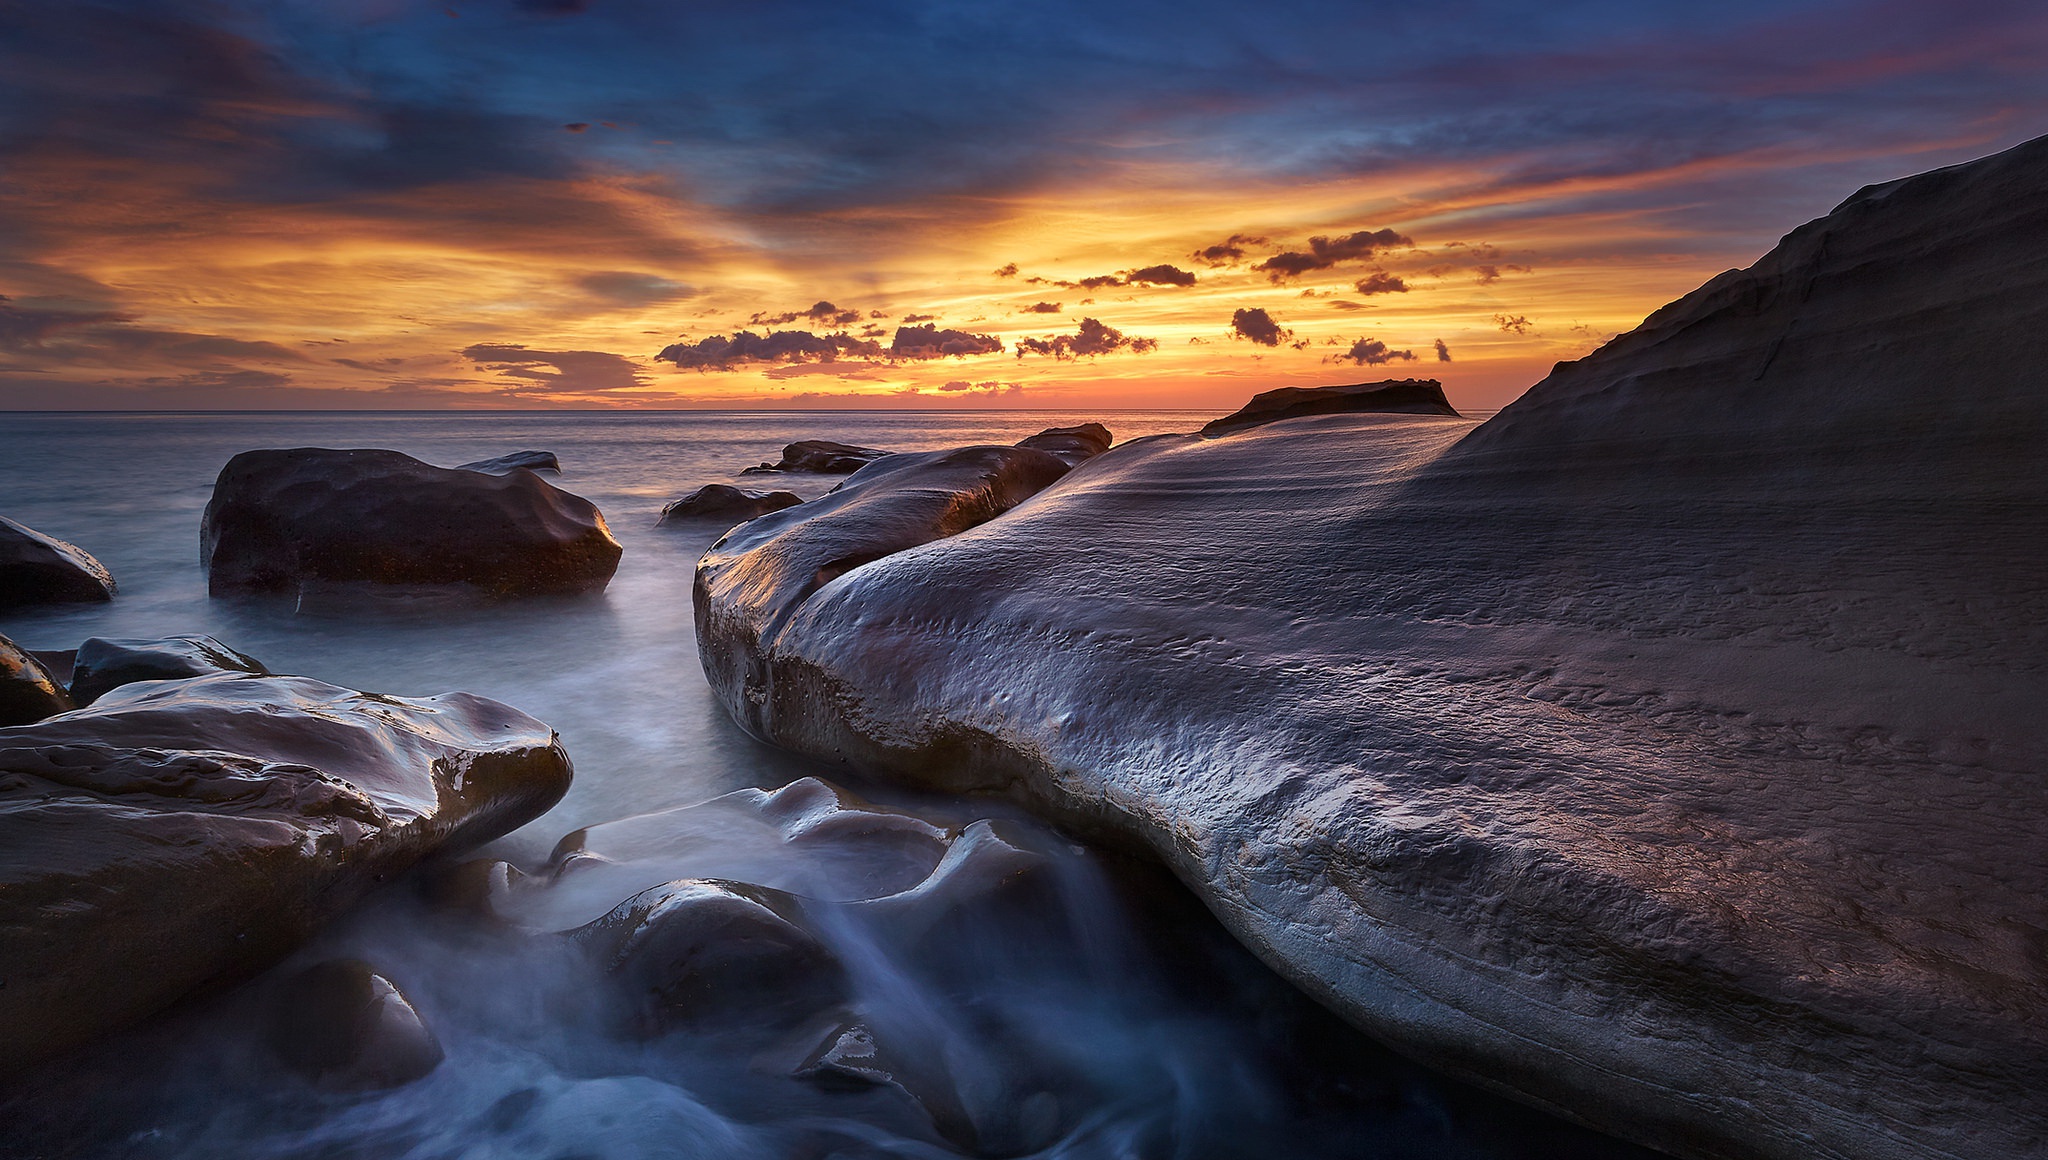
[
  {"x1": 1199, "y1": 379, "x2": 1459, "y2": 435},
  {"x1": 266, "y1": 959, "x2": 444, "y2": 1090},
  {"x1": 69, "y1": 634, "x2": 269, "y2": 707},
  {"x1": 1014, "y1": 423, "x2": 1113, "y2": 467},
  {"x1": 742, "y1": 440, "x2": 894, "y2": 474},
  {"x1": 0, "y1": 673, "x2": 571, "y2": 1073},
  {"x1": 455, "y1": 450, "x2": 561, "y2": 475},
  {"x1": 202, "y1": 447, "x2": 621, "y2": 601},
  {"x1": 658, "y1": 485, "x2": 804, "y2": 527},
  {"x1": 0, "y1": 633, "x2": 72, "y2": 726},
  {"x1": 692, "y1": 136, "x2": 2048, "y2": 1160},
  {"x1": 0, "y1": 516, "x2": 115, "y2": 610}
]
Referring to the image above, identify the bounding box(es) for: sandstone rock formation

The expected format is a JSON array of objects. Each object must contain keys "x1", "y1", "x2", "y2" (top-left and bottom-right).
[
  {"x1": 455, "y1": 450, "x2": 562, "y2": 474},
  {"x1": 692, "y1": 135, "x2": 2048, "y2": 1159},
  {"x1": 202, "y1": 448, "x2": 622, "y2": 602},
  {"x1": 0, "y1": 515, "x2": 115, "y2": 610},
  {"x1": 742, "y1": 440, "x2": 894, "y2": 474},
  {"x1": 68, "y1": 634, "x2": 269, "y2": 707},
  {"x1": 1014, "y1": 422, "x2": 1113, "y2": 466},
  {"x1": 1199, "y1": 379, "x2": 1459, "y2": 435},
  {"x1": 658, "y1": 484, "x2": 804, "y2": 526},
  {"x1": 0, "y1": 673, "x2": 571, "y2": 1073}
]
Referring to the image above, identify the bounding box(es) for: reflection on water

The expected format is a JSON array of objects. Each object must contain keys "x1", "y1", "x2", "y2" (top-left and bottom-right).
[{"x1": 0, "y1": 411, "x2": 1661, "y2": 1158}]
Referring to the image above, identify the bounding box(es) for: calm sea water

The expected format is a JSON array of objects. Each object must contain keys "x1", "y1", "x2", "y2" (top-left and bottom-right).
[{"x1": 0, "y1": 410, "x2": 1647, "y2": 1160}]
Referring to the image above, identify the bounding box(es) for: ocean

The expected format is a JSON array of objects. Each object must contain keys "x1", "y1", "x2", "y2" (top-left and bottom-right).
[{"x1": 0, "y1": 410, "x2": 1648, "y2": 1159}]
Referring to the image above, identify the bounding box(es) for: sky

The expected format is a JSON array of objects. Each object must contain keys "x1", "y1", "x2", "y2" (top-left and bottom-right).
[{"x1": 1, "y1": 0, "x2": 2044, "y2": 412}]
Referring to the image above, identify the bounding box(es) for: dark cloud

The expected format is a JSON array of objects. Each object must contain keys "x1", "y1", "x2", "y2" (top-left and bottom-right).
[
  {"x1": 1256, "y1": 229, "x2": 1413, "y2": 282},
  {"x1": 992, "y1": 264, "x2": 1019, "y2": 278},
  {"x1": 563, "y1": 123, "x2": 590, "y2": 133},
  {"x1": 519, "y1": 0, "x2": 595, "y2": 14},
  {"x1": 901, "y1": 313, "x2": 938, "y2": 323},
  {"x1": 1228, "y1": 308, "x2": 1290, "y2": 347},
  {"x1": 0, "y1": 296, "x2": 128, "y2": 348},
  {"x1": 1191, "y1": 234, "x2": 1266, "y2": 266},
  {"x1": 939, "y1": 379, "x2": 1024, "y2": 397},
  {"x1": 1354, "y1": 272, "x2": 1410, "y2": 295},
  {"x1": 890, "y1": 324, "x2": 1003, "y2": 359},
  {"x1": 1495, "y1": 314, "x2": 1534, "y2": 334},
  {"x1": 1021, "y1": 301, "x2": 1062, "y2": 313},
  {"x1": 1475, "y1": 263, "x2": 1532, "y2": 284},
  {"x1": 655, "y1": 330, "x2": 882, "y2": 370},
  {"x1": 1014, "y1": 317, "x2": 1157, "y2": 360},
  {"x1": 577, "y1": 271, "x2": 695, "y2": 306},
  {"x1": 1328, "y1": 337, "x2": 1417, "y2": 366},
  {"x1": 1434, "y1": 338, "x2": 1452, "y2": 362},
  {"x1": 1126, "y1": 264, "x2": 1196, "y2": 287},
  {"x1": 751, "y1": 301, "x2": 862, "y2": 327},
  {"x1": 462, "y1": 343, "x2": 647, "y2": 391}
]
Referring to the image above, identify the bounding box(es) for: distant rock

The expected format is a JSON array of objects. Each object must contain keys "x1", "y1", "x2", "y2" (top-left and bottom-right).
[
  {"x1": 0, "y1": 516, "x2": 115, "y2": 610},
  {"x1": 69, "y1": 634, "x2": 269, "y2": 707},
  {"x1": 1199, "y1": 379, "x2": 1459, "y2": 435},
  {"x1": 265, "y1": 959, "x2": 443, "y2": 1090},
  {"x1": 693, "y1": 137, "x2": 2048, "y2": 1160},
  {"x1": 202, "y1": 448, "x2": 622, "y2": 602},
  {"x1": 658, "y1": 484, "x2": 803, "y2": 527},
  {"x1": 0, "y1": 633, "x2": 72, "y2": 726},
  {"x1": 0, "y1": 673, "x2": 570, "y2": 1074},
  {"x1": 1014, "y1": 423, "x2": 1113, "y2": 466},
  {"x1": 742, "y1": 440, "x2": 894, "y2": 474},
  {"x1": 455, "y1": 450, "x2": 561, "y2": 475}
]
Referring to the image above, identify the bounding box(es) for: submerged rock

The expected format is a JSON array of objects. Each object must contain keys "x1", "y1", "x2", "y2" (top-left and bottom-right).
[
  {"x1": 693, "y1": 136, "x2": 2048, "y2": 1160},
  {"x1": 742, "y1": 440, "x2": 894, "y2": 474},
  {"x1": 202, "y1": 447, "x2": 622, "y2": 602},
  {"x1": 1199, "y1": 379, "x2": 1459, "y2": 436},
  {"x1": 1014, "y1": 423, "x2": 1113, "y2": 467},
  {"x1": 0, "y1": 673, "x2": 571, "y2": 1073},
  {"x1": 0, "y1": 633, "x2": 72, "y2": 726},
  {"x1": 266, "y1": 959, "x2": 443, "y2": 1090},
  {"x1": 658, "y1": 484, "x2": 803, "y2": 526},
  {"x1": 68, "y1": 634, "x2": 269, "y2": 707},
  {"x1": 455, "y1": 450, "x2": 561, "y2": 475},
  {"x1": 0, "y1": 516, "x2": 115, "y2": 610}
]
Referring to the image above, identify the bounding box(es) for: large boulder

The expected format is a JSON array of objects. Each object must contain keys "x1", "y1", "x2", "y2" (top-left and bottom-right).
[
  {"x1": 658, "y1": 484, "x2": 803, "y2": 527},
  {"x1": 0, "y1": 633, "x2": 72, "y2": 726},
  {"x1": 1199, "y1": 379, "x2": 1459, "y2": 435},
  {"x1": 692, "y1": 137, "x2": 2048, "y2": 1160},
  {"x1": 201, "y1": 448, "x2": 621, "y2": 601},
  {"x1": 0, "y1": 516, "x2": 115, "y2": 610},
  {"x1": 68, "y1": 634, "x2": 269, "y2": 707},
  {"x1": 455, "y1": 449, "x2": 561, "y2": 475},
  {"x1": 0, "y1": 673, "x2": 571, "y2": 1073},
  {"x1": 1014, "y1": 423, "x2": 1113, "y2": 466},
  {"x1": 742, "y1": 440, "x2": 894, "y2": 474}
]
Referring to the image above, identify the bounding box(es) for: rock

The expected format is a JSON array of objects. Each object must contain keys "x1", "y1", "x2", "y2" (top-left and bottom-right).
[
  {"x1": 266, "y1": 959, "x2": 443, "y2": 1090},
  {"x1": 68, "y1": 634, "x2": 269, "y2": 707},
  {"x1": 692, "y1": 138, "x2": 2048, "y2": 1160},
  {"x1": 0, "y1": 634, "x2": 72, "y2": 726},
  {"x1": 201, "y1": 448, "x2": 622, "y2": 602},
  {"x1": 741, "y1": 440, "x2": 894, "y2": 474},
  {"x1": 0, "y1": 673, "x2": 571, "y2": 1074},
  {"x1": 28, "y1": 649, "x2": 75, "y2": 688},
  {"x1": 658, "y1": 485, "x2": 804, "y2": 526},
  {"x1": 1014, "y1": 423, "x2": 1113, "y2": 467},
  {"x1": 1199, "y1": 379, "x2": 1460, "y2": 435},
  {"x1": 455, "y1": 450, "x2": 561, "y2": 474},
  {"x1": 0, "y1": 516, "x2": 115, "y2": 610}
]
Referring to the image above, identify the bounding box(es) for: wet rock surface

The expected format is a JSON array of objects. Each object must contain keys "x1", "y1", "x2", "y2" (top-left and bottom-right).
[
  {"x1": 659, "y1": 484, "x2": 804, "y2": 526},
  {"x1": 0, "y1": 673, "x2": 571, "y2": 1073},
  {"x1": 742, "y1": 439, "x2": 894, "y2": 474},
  {"x1": 266, "y1": 959, "x2": 444, "y2": 1090},
  {"x1": 68, "y1": 633, "x2": 269, "y2": 706},
  {"x1": 201, "y1": 447, "x2": 622, "y2": 602},
  {"x1": 454, "y1": 450, "x2": 561, "y2": 475},
  {"x1": 0, "y1": 515, "x2": 116, "y2": 609},
  {"x1": 693, "y1": 138, "x2": 2048, "y2": 1160},
  {"x1": 1014, "y1": 422, "x2": 1113, "y2": 466},
  {"x1": 0, "y1": 632, "x2": 72, "y2": 726},
  {"x1": 1198, "y1": 378, "x2": 1459, "y2": 435}
]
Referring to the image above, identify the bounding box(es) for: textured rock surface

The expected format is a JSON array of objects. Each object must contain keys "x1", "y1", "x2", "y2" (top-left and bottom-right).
[
  {"x1": 658, "y1": 484, "x2": 804, "y2": 526},
  {"x1": 694, "y1": 137, "x2": 2048, "y2": 1160},
  {"x1": 0, "y1": 515, "x2": 115, "y2": 609},
  {"x1": 1014, "y1": 422, "x2": 1113, "y2": 466},
  {"x1": 742, "y1": 439, "x2": 894, "y2": 474},
  {"x1": 1199, "y1": 378, "x2": 1459, "y2": 435},
  {"x1": 202, "y1": 447, "x2": 621, "y2": 601},
  {"x1": 0, "y1": 633, "x2": 72, "y2": 726},
  {"x1": 69, "y1": 634, "x2": 269, "y2": 707},
  {"x1": 0, "y1": 673, "x2": 571, "y2": 1073},
  {"x1": 455, "y1": 449, "x2": 561, "y2": 475}
]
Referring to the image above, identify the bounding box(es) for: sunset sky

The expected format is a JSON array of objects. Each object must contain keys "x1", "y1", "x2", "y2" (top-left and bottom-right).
[{"x1": 2, "y1": 0, "x2": 2045, "y2": 411}]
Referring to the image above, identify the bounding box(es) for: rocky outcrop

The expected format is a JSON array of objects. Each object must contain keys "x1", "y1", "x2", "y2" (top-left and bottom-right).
[
  {"x1": 658, "y1": 484, "x2": 803, "y2": 526},
  {"x1": 1199, "y1": 379, "x2": 1459, "y2": 435},
  {"x1": 0, "y1": 634, "x2": 72, "y2": 726},
  {"x1": 0, "y1": 516, "x2": 115, "y2": 610},
  {"x1": 742, "y1": 440, "x2": 894, "y2": 474},
  {"x1": 202, "y1": 448, "x2": 622, "y2": 602},
  {"x1": 68, "y1": 634, "x2": 269, "y2": 707},
  {"x1": 455, "y1": 450, "x2": 561, "y2": 475},
  {"x1": 1014, "y1": 423, "x2": 1113, "y2": 466},
  {"x1": 264, "y1": 959, "x2": 443, "y2": 1090},
  {"x1": 0, "y1": 673, "x2": 571, "y2": 1073},
  {"x1": 693, "y1": 136, "x2": 2048, "y2": 1160}
]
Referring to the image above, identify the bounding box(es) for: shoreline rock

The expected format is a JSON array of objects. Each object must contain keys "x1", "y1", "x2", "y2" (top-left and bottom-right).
[
  {"x1": 1199, "y1": 379, "x2": 1459, "y2": 435},
  {"x1": 455, "y1": 450, "x2": 561, "y2": 475},
  {"x1": 658, "y1": 484, "x2": 803, "y2": 527},
  {"x1": 0, "y1": 516, "x2": 115, "y2": 610},
  {"x1": 742, "y1": 440, "x2": 894, "y2": 474}
]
